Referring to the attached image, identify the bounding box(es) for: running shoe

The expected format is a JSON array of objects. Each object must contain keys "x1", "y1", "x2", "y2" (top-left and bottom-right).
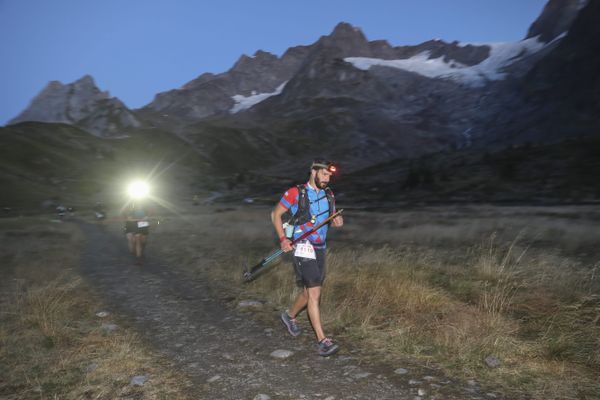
[
  {"x1": 318, "y1": 337, "x2": 339, "y2": 357},
  {"x1": 280, "y1": 311, "x2": 301, "y2": 337}
]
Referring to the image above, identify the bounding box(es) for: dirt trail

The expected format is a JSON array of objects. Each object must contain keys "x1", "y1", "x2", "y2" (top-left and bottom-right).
[{"x1": 78, "y1": 221, "x2": 487, "y2": 399}]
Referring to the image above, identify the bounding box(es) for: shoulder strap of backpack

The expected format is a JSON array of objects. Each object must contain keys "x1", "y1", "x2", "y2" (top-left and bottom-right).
[
  {"x1": 297, "y1": 184, "x2": 307, "y2": 205},
  {"x1": 290, "y1": 184, "x2": 308, "y2": 226},
  {"x1": 325, "y1": 187, "x2": 334, "y2": 217}
]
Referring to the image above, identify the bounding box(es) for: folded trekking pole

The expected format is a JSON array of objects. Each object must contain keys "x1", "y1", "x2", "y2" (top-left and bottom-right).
[{"x1": 243, "y1": 209, "x2": 343, "y2": 282}]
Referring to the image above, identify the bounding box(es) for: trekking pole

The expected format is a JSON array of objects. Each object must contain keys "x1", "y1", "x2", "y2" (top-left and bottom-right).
[{"x1": 243, "y1": 209, "x2": 343, "y2": 282}]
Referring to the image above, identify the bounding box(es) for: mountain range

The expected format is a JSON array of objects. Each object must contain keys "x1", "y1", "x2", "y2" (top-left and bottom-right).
[{"x1": 5, "y1": 0, "x2": 600, "y2": 204}]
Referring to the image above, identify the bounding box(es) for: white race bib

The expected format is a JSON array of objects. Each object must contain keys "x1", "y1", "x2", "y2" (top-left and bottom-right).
[
  {"x1": 294, "y1": 241, "x2": 316, "y2": 259},
  {"x1": 137, "y1": 221, "x2": 149, "y2": 228}
]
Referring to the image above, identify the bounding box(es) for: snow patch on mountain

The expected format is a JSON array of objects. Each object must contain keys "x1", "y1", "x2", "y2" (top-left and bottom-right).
[
  {"x1": 345, "y1": 37, "x2": 548, "y2": 87},
  {"x1": 230, "y1": 82, "x2": 287, "y2": 113}
]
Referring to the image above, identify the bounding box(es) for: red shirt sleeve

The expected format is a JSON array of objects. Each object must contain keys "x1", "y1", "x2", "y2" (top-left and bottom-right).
[{"x1": 279, "y1": 187, "x2": 299, "y2": 210}]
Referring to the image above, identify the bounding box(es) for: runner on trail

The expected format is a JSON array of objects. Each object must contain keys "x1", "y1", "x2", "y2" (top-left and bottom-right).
[
  {"x1": 123, "y1": 201, "x2": 151, "y2": 265},
  {"x1": 271, "y1": 159, "x2": 344, "y2": 356}
]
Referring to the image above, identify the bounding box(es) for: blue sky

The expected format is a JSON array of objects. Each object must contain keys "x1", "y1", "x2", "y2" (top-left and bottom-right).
[{"x1": 0, "y1": 0, "x2": 547, "y2": 125}]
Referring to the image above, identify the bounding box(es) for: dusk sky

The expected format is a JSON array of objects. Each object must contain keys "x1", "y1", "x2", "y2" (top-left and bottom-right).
[{"x1": 0, "y1": 0, "x2": 548, "y2": 125}]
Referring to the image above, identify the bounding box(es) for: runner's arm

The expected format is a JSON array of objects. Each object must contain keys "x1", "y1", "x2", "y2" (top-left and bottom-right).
[{"x1": 271, "y1": 203, "x2": 294, "y2": 252}]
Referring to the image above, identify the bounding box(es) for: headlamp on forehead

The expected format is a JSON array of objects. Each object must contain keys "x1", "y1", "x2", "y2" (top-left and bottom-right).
[{"x1": 311, "y1": 161, "x2": 337, "y2": 173}]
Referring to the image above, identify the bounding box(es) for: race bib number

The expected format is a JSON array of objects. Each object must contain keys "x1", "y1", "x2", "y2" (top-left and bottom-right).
[
  {"x1": 294, "y1": 241, "x2": 316, "y2": 259},
  {"x1": 137, "y1": 221, "x2": 149, "y2": 228}
]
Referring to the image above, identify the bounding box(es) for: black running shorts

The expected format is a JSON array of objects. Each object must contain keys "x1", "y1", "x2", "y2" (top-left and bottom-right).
[
  {"x1": 124, "y1": 221, "x2": 137, "y2": 234},
  {"x1": 293, "y1": 247, "x2": 326, "y2": 288},
  {"x1": 124, "y1": 221, "x2": 149, "y2": 235}
]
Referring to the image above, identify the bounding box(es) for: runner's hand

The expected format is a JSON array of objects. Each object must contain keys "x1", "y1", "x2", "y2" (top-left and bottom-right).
[
  {"x1": 332, "y1": 215, "x2": 344, "y2": 227},
  {"x1": 281, "y1": 238, "x2": 294, "y2": 252}
]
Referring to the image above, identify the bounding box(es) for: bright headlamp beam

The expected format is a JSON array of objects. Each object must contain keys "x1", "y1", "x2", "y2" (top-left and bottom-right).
[{"x1": 128, "y1": 181, "x2": 150, "y2": 199}]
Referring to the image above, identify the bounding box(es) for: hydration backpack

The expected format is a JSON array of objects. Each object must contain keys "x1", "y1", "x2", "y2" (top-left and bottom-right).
[{"x1": 284, "y1": 185, "x2": 334, "y2": 228}]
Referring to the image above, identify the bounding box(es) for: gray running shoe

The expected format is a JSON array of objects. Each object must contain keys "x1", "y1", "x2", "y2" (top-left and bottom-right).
[
  {"x1": 318, "y1": 338, "x2": 339, "y2": 357},
  {"x1": 280, "y1": 311, "x2": 301, "y2": 337}
]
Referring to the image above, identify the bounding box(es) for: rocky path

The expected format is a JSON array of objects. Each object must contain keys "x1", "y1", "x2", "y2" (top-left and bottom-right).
[{"x1": 78, "y1": 221, "x2": 494, "y2": 400}]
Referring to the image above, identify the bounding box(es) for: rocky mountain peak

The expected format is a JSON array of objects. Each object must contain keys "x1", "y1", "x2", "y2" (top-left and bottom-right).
[
  {"x1": 43, "y1": 80, "x2": 65, "y2": 91},
  {"x1": 523, "y1": 0, "x2": 600, "y2": 104},
  {"x1": 316, "y1": 22, "x2": 372, "y2": 57},
  {"x1": 75, "y1": 74, "x2": 96, "y2": 86},
  {"x1": 526, "y1": 0, "x2": 587, "y2": 42},
  {"x1": 253, "y1": 49, "x2": 277, "y2": 59},
  {"x1": 9, "y1": 75, "x2": 139, "y2": 136},
  {"x1": 230, "y1": 50, "x2": 279, "y2": 75},
  {"x1": 36, "y1": 81, "x2": 65, "y2": 100},
  {"x1": 330, "y1": 22, "x2": 366, "y2": 39},
  {"x1": 326, "y1": 22, "x2": 368, "y2": 42}
]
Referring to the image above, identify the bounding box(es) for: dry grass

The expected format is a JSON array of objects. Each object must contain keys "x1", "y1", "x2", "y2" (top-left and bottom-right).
[
  {"x1": 0, "y1": 217, "x2": 194, "y2": 399},
  {"x1": 153, "y1": 204, "x2": 600, "y2": 400}
]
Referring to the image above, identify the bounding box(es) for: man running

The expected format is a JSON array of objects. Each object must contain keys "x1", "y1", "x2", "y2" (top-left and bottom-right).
[{"x1": 271, "y1": 159, "x2": 344, "y2": 356}]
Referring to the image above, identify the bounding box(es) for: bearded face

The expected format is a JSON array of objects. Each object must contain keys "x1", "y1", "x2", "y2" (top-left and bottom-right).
[{"x1": 314, "y1": 168, "x2": 332, "y2": 189}]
